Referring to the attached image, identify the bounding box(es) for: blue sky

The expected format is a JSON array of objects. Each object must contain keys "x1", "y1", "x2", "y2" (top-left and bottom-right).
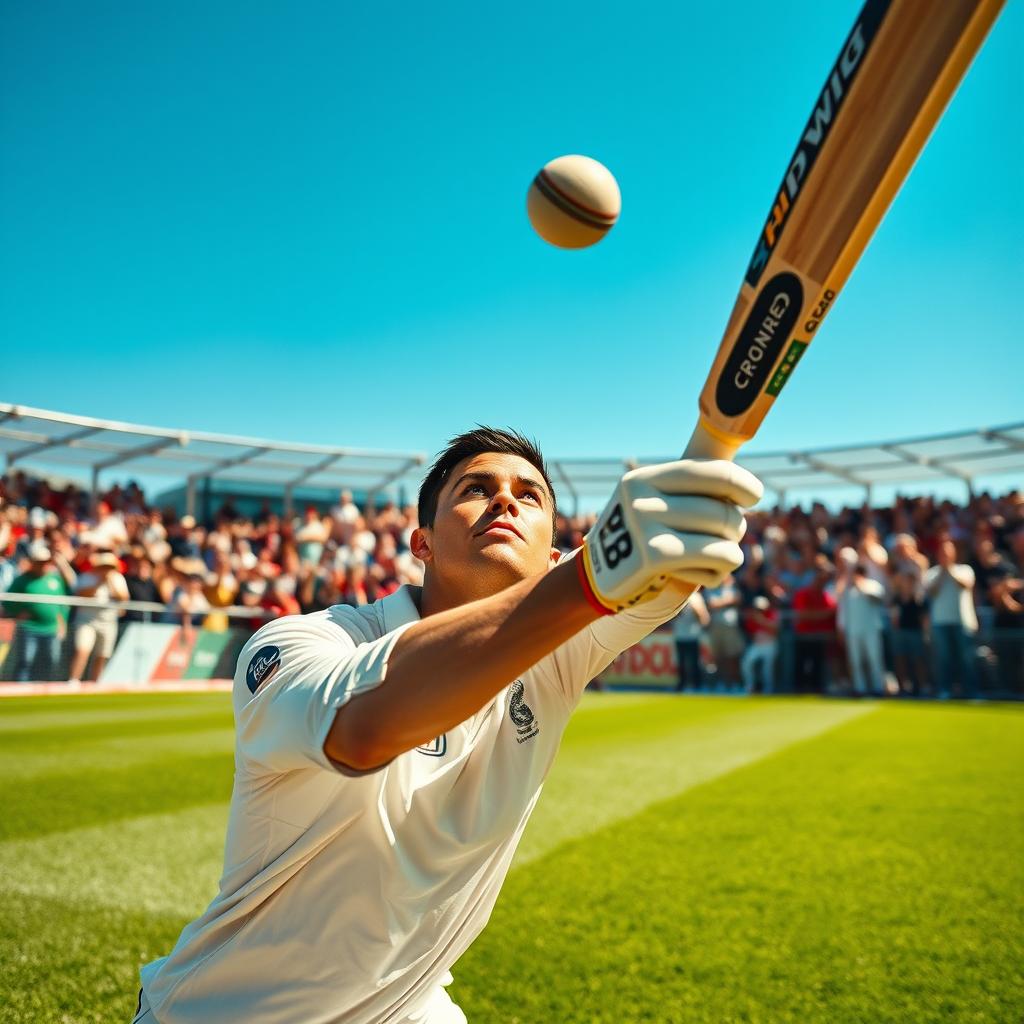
[{"x1": 2, "y1": 0, "x2": 1021, "y2": 489}]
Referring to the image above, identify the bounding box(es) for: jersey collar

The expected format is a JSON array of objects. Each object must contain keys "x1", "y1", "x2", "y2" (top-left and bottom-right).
[{"x1": 381, "y1": 585, "x2": 421, "y2": 633}]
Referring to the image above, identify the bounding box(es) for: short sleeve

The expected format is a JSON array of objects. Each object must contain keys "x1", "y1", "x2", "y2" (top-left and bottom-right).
[
  {"x1": 233, "y1": 612, "x2": 416, "y2": 775},
  {"x1": 543, "y1": 586, "x2": 688, "y2": 705}
]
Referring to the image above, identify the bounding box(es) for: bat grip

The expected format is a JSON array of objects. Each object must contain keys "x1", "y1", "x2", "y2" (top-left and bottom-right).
[{"x1": 667, "y1": 419, "x2": 745, "y2": 606}]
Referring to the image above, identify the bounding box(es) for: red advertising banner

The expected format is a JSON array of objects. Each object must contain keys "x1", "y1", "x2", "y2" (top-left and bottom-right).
[
  {"x1": 149, "y1": 627, "x2": 199, "y2": 681},
  {"x1": 597, "y1": 630, "x2": 679, "y2": 690}
]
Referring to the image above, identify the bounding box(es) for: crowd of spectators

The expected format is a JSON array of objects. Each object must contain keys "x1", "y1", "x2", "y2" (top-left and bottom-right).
[
  {"x1": 1, "y1": 468, "x2": 1022, "y2": 695},
  {"x1": 0, "y1": 471, "x2": 423, "y2": 682},
  {"x1": 667, "y1": 492, "x2": 1024, "y2": 698}
]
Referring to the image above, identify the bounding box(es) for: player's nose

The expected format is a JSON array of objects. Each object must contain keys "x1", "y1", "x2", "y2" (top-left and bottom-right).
[{"x1": 488, "y1": 486, "x2": 520, "y2": 516}]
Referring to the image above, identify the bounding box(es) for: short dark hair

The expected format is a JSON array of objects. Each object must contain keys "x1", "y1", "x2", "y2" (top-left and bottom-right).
[{"x1": 417, "y1": 426, "x2": 557, "y2": 536}]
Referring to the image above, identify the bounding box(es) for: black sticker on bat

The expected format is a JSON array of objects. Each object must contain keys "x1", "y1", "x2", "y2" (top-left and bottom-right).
[{"x1": 715, "y1": 272, "x2": 803, "y2": 417}]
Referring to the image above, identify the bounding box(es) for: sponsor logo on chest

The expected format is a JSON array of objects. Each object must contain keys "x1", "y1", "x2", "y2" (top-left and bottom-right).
[{"x1": 508, "y1": 680, "x2": 539, "y2": 744}]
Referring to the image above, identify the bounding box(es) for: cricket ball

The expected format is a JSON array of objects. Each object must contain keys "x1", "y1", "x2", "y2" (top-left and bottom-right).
[{"x1": 527, "y1": 154, "x2": 621, "y2": 249}]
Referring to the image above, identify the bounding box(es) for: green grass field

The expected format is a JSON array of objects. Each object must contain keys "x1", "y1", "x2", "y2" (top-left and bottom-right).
[{"x1": 2, "y1": 693, "x2": 1022, "y2": 1024}]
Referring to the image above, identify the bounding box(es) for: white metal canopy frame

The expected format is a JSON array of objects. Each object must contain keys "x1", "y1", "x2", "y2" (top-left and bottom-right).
[
  {"x1": 1, "y1": 403, "x2": 1022, "y2": 516},
  {"x1": 547, "y1": 422, "x2": 1024, "y2": 511},
  {"x1": 0, "y1": 403, "x2": 426, "y2": 517}
]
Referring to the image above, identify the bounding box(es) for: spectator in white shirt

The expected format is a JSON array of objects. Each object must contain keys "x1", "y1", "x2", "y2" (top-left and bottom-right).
[
  {"x1": 68, "y1": 552, "x2": 129, "y2": 684},
  {"x1": 924, "y1": 539, "x2": 979, "y2": 698},
  {"x1": 837, "y1": 564, "x2": 886, "y2": 695}
]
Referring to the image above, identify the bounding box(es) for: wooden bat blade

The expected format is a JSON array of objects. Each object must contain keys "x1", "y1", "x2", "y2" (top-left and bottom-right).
[{"x1": 685, "y1": 0, "x2": 1005, "y2": 463}]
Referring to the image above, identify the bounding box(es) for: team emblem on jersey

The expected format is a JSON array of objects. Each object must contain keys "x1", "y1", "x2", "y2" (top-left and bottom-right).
[
  {"x1": 246, "y1": 644, "x2": 281, "y2": 694},
  {"x1": 508, "y1": 680, "x2": 538, "y2": 744},
  {"x1": 417, "y1": 735, "x2": 447, "y2": 757}
]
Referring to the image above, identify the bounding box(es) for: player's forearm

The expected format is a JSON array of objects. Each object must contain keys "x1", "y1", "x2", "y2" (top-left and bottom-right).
[{"x1": 326, "y1": 558, "x2": 600, "y2": 769}]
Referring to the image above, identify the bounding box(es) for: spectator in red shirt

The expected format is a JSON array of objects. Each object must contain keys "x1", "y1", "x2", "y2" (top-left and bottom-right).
[
  {"x1": 792, "y1": 555, "x2": 837, "y2": 694},
  {"x1": 741, "y1": 595, "x2": 778, "y2": 694}
]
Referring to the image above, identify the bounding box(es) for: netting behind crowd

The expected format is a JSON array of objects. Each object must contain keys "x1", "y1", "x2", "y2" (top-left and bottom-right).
[{"x1": 1, "y1": 469, "x2": 1021, "y2": 696}]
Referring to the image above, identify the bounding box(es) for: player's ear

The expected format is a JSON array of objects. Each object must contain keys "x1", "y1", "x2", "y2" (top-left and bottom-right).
[
  {"x1": 410, "y1": 526, "x2": 433, "y2": 564},
  {"x1": 549, "y1": 546, "x2": 561, "y2": 567}
]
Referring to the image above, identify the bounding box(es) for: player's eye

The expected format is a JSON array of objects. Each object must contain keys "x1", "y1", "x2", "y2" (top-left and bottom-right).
[
  {"x1": 521, "y1": 490, "x2": 541, "y2": 503},
  {"x1": 464, "y1": 484, "x2": 487, "y2": 496}
]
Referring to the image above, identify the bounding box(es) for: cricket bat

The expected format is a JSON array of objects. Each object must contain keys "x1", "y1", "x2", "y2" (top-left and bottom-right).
[{"x1": 683, "y1": 0, "x2": 1005, "y2": 464}]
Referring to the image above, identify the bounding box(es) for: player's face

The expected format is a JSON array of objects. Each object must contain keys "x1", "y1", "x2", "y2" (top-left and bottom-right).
[{"x1": 415, "y1": 453, "x2": 557, "y2": 595}]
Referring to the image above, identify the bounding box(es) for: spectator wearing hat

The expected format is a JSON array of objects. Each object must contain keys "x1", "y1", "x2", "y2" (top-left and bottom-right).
[
  {"x1": 3, "y1": 541, "x2": 75, "y2": 681},
  {"x1": 924, "y1": 539, "x2": 979, "y2": 699},
  {"x1": 168, "y1": 516, "x2": 202, "y2": 560},
  {"x1": 13, "y1": 506, "x2": 51, "y2": 563},
  {"x1": 68, "y1": 552, "x2": 129, "y2": 684}
]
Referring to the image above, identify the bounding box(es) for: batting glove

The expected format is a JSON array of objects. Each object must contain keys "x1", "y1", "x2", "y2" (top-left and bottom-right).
[{"x1": 577, "y1": 460, "x2": 763, "y2": 614}]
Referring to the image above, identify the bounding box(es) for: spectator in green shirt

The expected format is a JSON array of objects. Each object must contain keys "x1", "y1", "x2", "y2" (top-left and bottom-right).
[{"x1": 4, "y1": 541, "x2": 74, "y2": 681}]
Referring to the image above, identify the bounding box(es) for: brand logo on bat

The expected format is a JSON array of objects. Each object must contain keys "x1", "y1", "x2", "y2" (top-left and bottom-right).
[
  {"x1": 744, "y1": 0, "x2": 891, "y2": 288},
  {"x1": 715, "y1": 272, "x2": 803, "y2": 416},
  {"x1": 599, "y1": 503, "x2": 633, "y2": 569},
  {"x1": 803, "y1": 288, "x2": 835, "y2": 334}
]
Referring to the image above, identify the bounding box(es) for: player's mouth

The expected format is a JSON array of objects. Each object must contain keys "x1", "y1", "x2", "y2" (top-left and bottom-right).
[{"x1": 476, "y1": 520, "x2": 524, "y2": 541}]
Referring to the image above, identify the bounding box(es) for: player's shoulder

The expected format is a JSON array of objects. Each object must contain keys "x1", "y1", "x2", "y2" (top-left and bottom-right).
[{"x1": 235, "y1": 586, "x2": 420, "y2": 688}]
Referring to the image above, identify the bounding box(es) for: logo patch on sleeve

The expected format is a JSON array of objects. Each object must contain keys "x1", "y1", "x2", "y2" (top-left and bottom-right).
[{"x1": 246, "y1": 645, "x2": 281, "y2": 694}]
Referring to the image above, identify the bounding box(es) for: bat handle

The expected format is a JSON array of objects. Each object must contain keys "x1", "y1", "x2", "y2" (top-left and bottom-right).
[{"x1": 682, "y1": 418, "x2": 743, "y2": 461}]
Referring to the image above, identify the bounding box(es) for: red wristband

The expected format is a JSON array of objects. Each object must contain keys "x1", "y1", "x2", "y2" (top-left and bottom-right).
[{"x1": 576, "y1": 546, "x2": 616, "y2": 616}]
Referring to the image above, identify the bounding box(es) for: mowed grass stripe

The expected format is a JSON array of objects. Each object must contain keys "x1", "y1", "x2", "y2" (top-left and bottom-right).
[
  {"x1": 0, "y1": 697, "x2": 873, "y2": 918},
  {"x1": 2, "y1": 712, "x2": 232, "y2": 755},
  {"x1": 0, "y1": 726, "x2": 236, "y2": 782},
  {"x1": 0, "y1": 752, "x2": 234, "y2": 841},
  {"x1": 516, "y1": 696, "x2": 875, "y2": 865},
  {"x1": 0, "y1": 804, "x2": 229, "y2": 917},
  {"x1": 0, "y1": 693, "x2": 231, "y2": 733},
  {"x1": 1, "y1": 696, "x2": 1020, "y2": 1023},
  {"x1": 0, "y1": 891, "x2": 187, "y2": 1024},
  {"x1": 454, "y1": 702, "x2": 1024, "y2": 1023}
]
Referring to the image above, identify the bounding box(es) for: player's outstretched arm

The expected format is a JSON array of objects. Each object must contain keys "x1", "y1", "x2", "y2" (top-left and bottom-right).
[
  {"x1": 325, "y1": 459, "x2": 761, "y2": 771},
  {"x1": 325, "y1": 559, "x2": 598, "y2": 770}
]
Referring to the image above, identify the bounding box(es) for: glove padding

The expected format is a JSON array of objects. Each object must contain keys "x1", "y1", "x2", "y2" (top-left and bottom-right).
[{"x1": 578, "y1": 459, "x2": 763, "y2": 614}]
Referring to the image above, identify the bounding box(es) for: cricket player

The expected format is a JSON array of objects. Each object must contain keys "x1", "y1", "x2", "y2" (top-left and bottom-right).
[{"x1": 134, "y1": 427, "x2": 761, "y2": 1023}]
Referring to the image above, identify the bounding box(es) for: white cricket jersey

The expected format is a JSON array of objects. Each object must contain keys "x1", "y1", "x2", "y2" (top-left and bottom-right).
[{"x1": 139, "y1": 583, "x2": 683, "y2": 1024}]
